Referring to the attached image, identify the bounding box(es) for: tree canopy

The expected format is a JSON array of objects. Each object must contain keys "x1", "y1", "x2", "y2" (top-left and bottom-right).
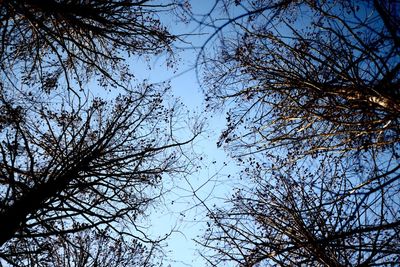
[
  {"x1": 1, "y1": 0, "x2": 400, "y2": 266},
  {"x1": 0, "y1": 0, "x2": 176, "y2": 93},
  {"x1": 0, "y1": 1, "x2": 199, "y2": 266},
  {"x1": 198, "y1": 0, "x2": 400, "y2": 265}
]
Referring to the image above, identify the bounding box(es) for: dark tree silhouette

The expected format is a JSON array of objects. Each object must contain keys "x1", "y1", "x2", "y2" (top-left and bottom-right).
[
  {"x1": 202, "y1": 0, "x2": 399, "y2": 154},
  {"x1": 201, "y1": 155, "x2": 400, "y2": 266},
  {"x1": 0, "y1": 0, "x2": 178, "y2": 93},
  {"x1": 198, "y1": 0, "x2": 400, "y2": 265},
  {"x1": 0, "y1": 85, "x2": 200, "y2": 266},
  {"x1": 0, "y1": 0, "x2": 198, "y2": 266},
  {"x1": 6, "y1": 228, "x2": 158, "y2": 267}
]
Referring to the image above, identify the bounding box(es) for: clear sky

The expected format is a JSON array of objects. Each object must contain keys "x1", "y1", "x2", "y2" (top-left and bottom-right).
[
  {"x1": 126, "y1": 2, "x2": 240, "y2": 266},
  {"x1": 108, "y1": 1, "x2": 399, "y2": 266}
]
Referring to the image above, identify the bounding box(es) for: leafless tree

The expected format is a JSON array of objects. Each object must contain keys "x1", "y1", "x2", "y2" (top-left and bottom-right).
[
  {"x1": 6, "y1": 227, "x2": 159, "y2": 267},
  {"x1": 0, "y1": 84, "x2": 200, "y2": 266},
  {"x1": 201, "y1": 153, "x2": 400, "y2": 266},
  {"x1": 0, "y1": 0, "x2": 182, "y2": 93},
  {"x1": 0, "y1": 1, "x2": 200, "y2": 266},
  {"x1": 201, "y1": 0, "x2": 399, "y2": 155},
  {"x1": 198, "y1": 0, "x2": 400, "y2": 265}
]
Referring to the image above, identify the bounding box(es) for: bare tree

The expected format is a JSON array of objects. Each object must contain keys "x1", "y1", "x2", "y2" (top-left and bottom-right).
[
  {"x1": 0, "y1": 1, "x2": 201, "y2": 265},
  {"x1": 201, "y1": 153, "x2": 400, "y2": 266},
  {"x1": 6, "y1": 227, "x2": 159, "y2": 267},
  {"x1": 201, "y1": 0, "x2": 399, "y2": 155},
  {"x1": 0, "y1": 0, "x2": 181, "y2": 93},
  {"x1": 0, "y1": 84, "x2": 200, "y2": 266},
  {"x1": 197, "y1": 0, "x2": 400, "y2": 265}
]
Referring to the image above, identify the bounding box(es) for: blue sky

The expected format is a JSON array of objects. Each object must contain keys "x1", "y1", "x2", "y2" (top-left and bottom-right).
[
  {"x1": 121, "y1": 1, "x2": 400, "y2": 266},
  {"x1": 125, "y1": 2, "x2": 239, "y2": 266}
]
